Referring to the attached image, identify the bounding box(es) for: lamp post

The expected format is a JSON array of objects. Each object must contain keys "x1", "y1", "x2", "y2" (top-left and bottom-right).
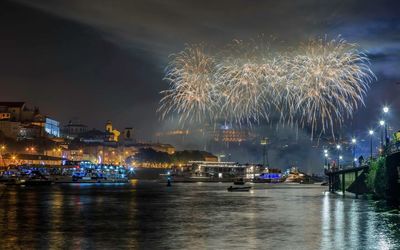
[
  {"x1": 336, "y1": 144, "x2": 341, "y2": 169},
  {"x1": 351, "y1": 138, "x2": 357, "y2": 167},
  {"x1": 383, "y1": 106, "x2": 389, "y2": 146},
  {"x1": 369, "y1": 130, "x2": 374, "y2": 160},
  {"x1": 379, "y1": 120, "x2": 385, "y2": 153},
  {"x1": 323, "y1": 149, "x2": 328, "y2": 169},
  {"x1": 260, "y1": 138, "x2": 268, "y2": 167}
]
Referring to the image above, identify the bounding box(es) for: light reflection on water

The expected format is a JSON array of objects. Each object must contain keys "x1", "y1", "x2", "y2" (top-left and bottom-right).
[{"x1": 0, "y1": 182, "x2": 399, "y2": 249}]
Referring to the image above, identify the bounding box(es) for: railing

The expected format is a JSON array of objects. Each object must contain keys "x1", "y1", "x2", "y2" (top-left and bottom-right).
[{"x1": 385, "y1": 141, "x2": 400, "y2": 155}]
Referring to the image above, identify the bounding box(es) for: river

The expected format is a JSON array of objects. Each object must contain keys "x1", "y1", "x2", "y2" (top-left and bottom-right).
[{"x1": 0, "y1": 182, "x2": 399, "y2": 249}]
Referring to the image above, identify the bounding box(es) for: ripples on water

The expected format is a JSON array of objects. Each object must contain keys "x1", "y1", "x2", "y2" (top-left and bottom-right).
[{"x1": 0, "y1": 182, "x2": 399, "y2": 250}]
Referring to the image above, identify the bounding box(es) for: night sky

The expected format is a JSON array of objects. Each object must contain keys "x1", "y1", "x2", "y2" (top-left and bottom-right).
[{"x1": 1, "y1": 0, "x2": 399, "y2": 141}]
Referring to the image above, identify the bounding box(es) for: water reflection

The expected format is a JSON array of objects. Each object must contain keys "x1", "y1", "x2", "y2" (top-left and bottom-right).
[
  {"x1": 0, "y1": 183, "x2": 399, "y2": 249},
  {"x1": 321, "y1": 193, "x2": 400, "y2": 250}
]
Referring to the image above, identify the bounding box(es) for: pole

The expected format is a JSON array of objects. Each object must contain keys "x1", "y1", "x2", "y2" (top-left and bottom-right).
[
  {"x1": 370, "y1": 136, "x2": 373, "y2": 160},
  {"x1": 342, "y1": 173, "x2": 345, "y2": 197},
  {"x1": 385, "y1": 123, "x2": 389, "y2": 146},
  {"x1": 353, "y1": 144, "x2": 356, "y2": 167},
  {"x1": 381, "y1": 126, "x2": 384, "y2": 152},
  {"x1": 262, "y1": 144, "x2": 266, "y2": 167}
]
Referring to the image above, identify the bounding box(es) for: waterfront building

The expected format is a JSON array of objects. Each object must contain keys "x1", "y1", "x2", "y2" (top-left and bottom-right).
[
  {"x1": 0, "y1": 102, "x2": 60, "y2": 139},
  {"x1": 18, "y1": 124, "x2": 42, "y2": 139},
  {"x1": 2, "y1": 153, "x2": 64, "y2": 166},
  {"x1": 0, "y1": 102, "x2": 27, "y2": 121},
  {"x1": 0, "y1": 120, "x2": 21, "y2": 139},
  {"x1": 62, "y1": 120, "x2": 88, "y2": 139}
]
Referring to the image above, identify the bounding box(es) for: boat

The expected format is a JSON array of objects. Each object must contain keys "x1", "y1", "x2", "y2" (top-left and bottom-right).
[
  {"x1": 6, "y1": 170, "x2": 52, "y2": 186},
  {"x1": 52, "y1": 165, "x2": 129, "y2": 183},
  {"x1": 233, "y1": 178, "x2": 245, "y2": 185},
  {"x1": 227, "y1": 186, "x2": 251, "y2": 192}
]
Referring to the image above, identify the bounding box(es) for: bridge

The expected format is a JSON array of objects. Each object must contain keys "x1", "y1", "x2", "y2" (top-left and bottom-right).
[
  {"x1": 326, "y1": 141, "x2": 400, "y2": 199},
  {"x1": 326, "y1": 164, "x2": 369, "y2": 197}
]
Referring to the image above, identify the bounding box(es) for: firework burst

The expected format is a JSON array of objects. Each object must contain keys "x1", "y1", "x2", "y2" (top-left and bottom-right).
[
  {"x1": 159, "y1": 37, "x2": 375, "y2": 138},
  {"x1": 158, "y1": 44, "x2": 217, "y2": 124}
]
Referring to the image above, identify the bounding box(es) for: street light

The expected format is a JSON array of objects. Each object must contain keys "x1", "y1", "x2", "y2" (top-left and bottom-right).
[
  {"x1": 369, "y1": 130, "x2": 374, "y2": 160},
  {"x1": 323, "y1": 150, "x2": 329, "y2": 169},
  {"x1": 336, "y1": 145, "x2": 341, "y2": 169},
  {"x1": 339, "y1": 155, "x2": 343, "y2": 169},
  {"x1": 351, "y1": 138, "x2": 357, "y2": 167},
  {"x1": 383, "y1": 106, "x2": 389, "y2": 145},
  {"x1": 379, "y1": 120, "x2": 385, "y2": 152}
]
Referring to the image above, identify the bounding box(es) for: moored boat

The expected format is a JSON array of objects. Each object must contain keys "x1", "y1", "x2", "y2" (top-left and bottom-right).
[{"x1": 227, "y1": 186, "x2": 251, "y2": 192}]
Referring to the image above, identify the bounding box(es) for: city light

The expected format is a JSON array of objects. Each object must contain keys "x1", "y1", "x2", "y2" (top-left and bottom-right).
[
  {"x1": 324, "y1": 153, "x2": 328, "y2": 157},
  {"x1": 339, "y1": 155, "x2": 343, "y2": 160},
  {"x1": 351, "y1": 138, "x2": 356, "y2": 144},
  {"x1": 369, "y1": 130, "x2": 374, "y2": 135},
  {"x1": 379, "y1": 120, "x2": 385, "y2": 126},
  {"x1": 336, "y1": 145, "x2": 341, "y2": 149},
  {"x1": 323, "y1": 149, "x2": 328, "y2": 154}
]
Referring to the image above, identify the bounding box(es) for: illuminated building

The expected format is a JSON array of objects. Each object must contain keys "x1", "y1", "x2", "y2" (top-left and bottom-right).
[
  {"x1": 105, "y1": 120, "x2": 120, "y2": 142},
  {"x1": 31, "y1": 115, "x2": 60, "y2": 138},
  {"x1": 2, "y1": 153, "x2": 64, "y2": 166},
  {"x1": 0, "y1": 102, "x2": 60, "y2": 139},
  {"x1": 0, "y1": 112, "x2": 11, "y2": 120},
  {"x1": 212, "y1": 124, "x2": 255, "y2": 143}
]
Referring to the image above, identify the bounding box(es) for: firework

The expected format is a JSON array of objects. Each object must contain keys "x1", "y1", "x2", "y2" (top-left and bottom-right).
[
  {"x1": 288, "y1": 37, "x2": 374, "y2": 138},
  {"x1": 159, "y1": 37, "x2": 375, "y2": 138},
  {"x1": 215, "y1": 39, "x2": 274, "y2": 124},
  {"x1": 158, "y1": 44, "x2": 217, "y2": 124}
]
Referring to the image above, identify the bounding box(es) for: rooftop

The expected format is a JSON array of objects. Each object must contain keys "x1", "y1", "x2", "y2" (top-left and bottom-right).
[{"x1": 0, "y1": 102, "x2": 26, "y2": 108}]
